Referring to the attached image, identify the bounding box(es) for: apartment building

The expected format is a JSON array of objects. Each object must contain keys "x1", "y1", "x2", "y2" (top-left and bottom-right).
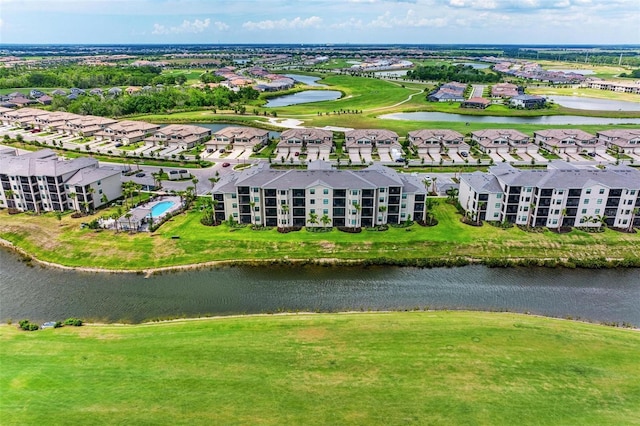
[
  {"x1": 0, "y1": 149, "x2": 122, "y2": 213},
  {"x1": 597, "y1": 129, "x2": 640, "y2": 155},
  {"x1": 472, "y1": 129, "x2": 532, "y2": 153},
  {"x1": 277, "y1": 128, "x2": 333, "y2": 158},
  {"x1": 96, "y1": 120, "x2": 161, "y2": 144},
  {"x1": 211, "y1": 162, "x2": 427, "y2": 228},
  {"x1": 344, "y1": 129, "x2": 400, "y2": 156},
  {"x1": 459, "y1": 162, "x2": 640, "y2": 229}
]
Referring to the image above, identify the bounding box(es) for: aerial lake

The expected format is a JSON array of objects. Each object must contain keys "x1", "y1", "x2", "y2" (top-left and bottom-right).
[
  {"x1": 285, "y1": 74, "x2": 327, "y2": 86},
  {"x1": 545, "y1": 95, "x2": 640, "y2": 112},
  {"x1": 381, "y1": 111, "x2": 640, "y2": 125},
  {"x1": 265, "y1": 90, "x2": 342, "y2": 107},
  {"x1": 1, "y1": 249, "x2": 638, "y2": 325}
]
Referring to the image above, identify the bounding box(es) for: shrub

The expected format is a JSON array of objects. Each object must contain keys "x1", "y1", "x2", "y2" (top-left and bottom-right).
[
  {"x1": 64, "y1": 318, "x2": 83, "y2": 326},
  {"x1": 277, "y1": 226, "x2": 302, "y2": 234},
  {"x1": 337, "y1": 226, "x2": 362, "y2": 233},
  {"x1": 18, "y1": 320, "x2": 40, "y2": 331}
]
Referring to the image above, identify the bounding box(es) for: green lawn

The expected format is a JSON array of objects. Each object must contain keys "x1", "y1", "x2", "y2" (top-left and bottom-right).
[
  {"x1": 1, "y1": 312, "x2": 639, "y2": 425},
  {"x1": 1, "y1": 200, "x2": 639, "y2": 271}
]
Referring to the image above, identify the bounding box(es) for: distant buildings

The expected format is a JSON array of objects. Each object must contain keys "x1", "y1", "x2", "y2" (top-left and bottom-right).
[
  {"x1": 207, "y1": 126, "x2": 269, "y2": 152},
  {"x1": 509, "y1": 94, "x2": 546, "y2": 109},
  {"x1": 428, "y1": 82, "x2": 467, "y2": 102}
]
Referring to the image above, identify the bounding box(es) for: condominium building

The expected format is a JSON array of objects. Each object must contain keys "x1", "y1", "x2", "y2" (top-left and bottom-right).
[
  {"x1": 206, "y1": 126, "x2": 269, "y2": 151},
  {"x1": 211, "y1": 162, "x2": 427, "y2": 228},
  {"x1": 145, "y1": 124, "x2": 211, "y2": 150},
  {"x1": 597, "y1": 129, "x2": 640, "y2": 155},
  {"x1": 277, "y1": 128, "x2": 333, "y2": 158},
  {"x1": 534, "y1": 129, "x2": 605, "y2": 155},
  {"x1": 0, "y1": 149, "x2": 122, "y2": 213},
  {"x1": 344, "y1": 129, "x2": 400, "y2": 156},
  {"x1": 408, "y1": 129, "x2": 468, "y2": 156},
  {"x1": 459, "y1": 162, "x2": 640, "y2": 229},
  {"x1": 472, "y1": 129, "x2": 532, "y2": 153}
]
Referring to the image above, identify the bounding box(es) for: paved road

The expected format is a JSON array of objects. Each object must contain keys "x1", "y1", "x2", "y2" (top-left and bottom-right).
[{"x1": 470, "y1": 84, "x2": 486, "y2": 99}]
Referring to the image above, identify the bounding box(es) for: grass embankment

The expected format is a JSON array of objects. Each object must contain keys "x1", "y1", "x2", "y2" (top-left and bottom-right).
[
  {"x1": 1, "y1": 201, "x2": 638, "y2": 271},
  {"x1": 1, "y1": 312, "x2": 639, "y2": 425}
]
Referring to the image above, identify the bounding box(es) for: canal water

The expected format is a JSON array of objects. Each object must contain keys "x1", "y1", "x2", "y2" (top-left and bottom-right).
[
  {"x1": 545, "y1": 95, "x2": 640, "y2": 112},
  {"x1": 1, "y1": 249, "x2": 638, "y2": 325}
]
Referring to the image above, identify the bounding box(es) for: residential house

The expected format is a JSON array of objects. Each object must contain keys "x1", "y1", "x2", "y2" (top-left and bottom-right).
[
  {"x1": 63, "y1": 115, "x2": 118, "y2": 137},
  {"x1": 206, "y1": 126, "x2": 269, "y2": 152},
  {"x1": 510, "y1": 94, "x2": 546, "y2": 109},
  {"x1": 597, "y1": 129, "x2": 640, "y2": 155},
  {"x1": 459, "y1": 162, "x2": 640, "y2": 229},
  {"x1": 344, "y1": 129, "x2": 399, "y2": 157},
  {"x1": 491, "y1": 83, "x2": 520, "y2": 98},
  {"x1": 277, "y1": 129, "x2": 333, "y2": 158},
  {"x1": 534, "y1": 129, "x2": 604, "y2": 155},
  {"x1": 0, "y1": 107, "x2": 49, "y2": 128},
  {"x1": 408, "y1": 129, "x2": 468, "y2": 157},
  {"x1": 32, "y1": 111, "x2": 81, "y2": 132},
  {"x1": 96, "y1": 120, "x2": 161, "y2": 144},
  {"x1": 472, "y1": 129, "x2": 532, "y2": 154},
  {"x1": 461, "y1": 97, "x2": 491, "y2": 109},
  {"x1": 0, "y1": 149, "x2": 122, "y2": 213},
  {"x1": 145, "y1": 124, "x2": 211, "y2": 150},
  {"x1": 211, "y1": 162, "x2": 427, "y2": 228}
]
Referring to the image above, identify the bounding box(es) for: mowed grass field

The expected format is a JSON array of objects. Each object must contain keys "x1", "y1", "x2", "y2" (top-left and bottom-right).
[
  {"x1": 1, "y1": 200, "x2": 639, "y2": 271},
  {"x1": 1, "y1": 312, "x2": 639, "y2": 425}
]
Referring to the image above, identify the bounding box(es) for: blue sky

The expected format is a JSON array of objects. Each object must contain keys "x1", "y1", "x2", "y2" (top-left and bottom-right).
[{"x1": 1, "y1": 0, "x2": 638, "y2": 45}]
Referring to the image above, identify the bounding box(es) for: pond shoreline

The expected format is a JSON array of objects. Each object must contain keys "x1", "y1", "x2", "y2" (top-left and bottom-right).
[{"x1": 2, "y1": 236, "x2": 639, "y2": 276}]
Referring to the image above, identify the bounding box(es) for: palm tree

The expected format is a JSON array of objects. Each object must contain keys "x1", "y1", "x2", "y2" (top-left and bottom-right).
[
  {"x1": 4, "y1": 189, "x2": 15, "y2": 208},
  {"x1": 559, "y1": 208, "x2": 567, "y2": 230},
  {"x1": 55, "y1": 211, "x2": 63, "y2": 226},
  {"x1": 69, "y1": 192, "x2": 78, "y2": 213},
  {"x1": 87, "y1": 187, "x2": 95, "y2": 212},
  {"x1": 581, "y1": 215, "x2": 594, "y2": 227},
  {"x1": 81, "y1": 201, "x2": 91, "y2": 215},
  {"x1": 527, "y1": 203, "x2": 536, "y2": 229},
  {"x1": 281, "y1": 204, "x2": 290, "y2": 227},
  {"x1": 445, "y1": 187, "x2": 459, "y2": 202},
  {"x1": 320, "y1": 213, "x2": 331, "y2": 229},
  {"x1": 425, "y1": 198, "x2": 435, "y2": 225},
  {"x1": 352, "y1": 202, "x2": 361, "y2": 227},
  {"x1": 192, "y1": 177, "x2": 199, "y2": 195},
  {"x1": 249, "y1": 201, "x2": 256, "y2": 225},
  {"x1": 477, "y1": 201, "x2": 486, "y2": 225},
  {"x1": 307, "y1": 211, "x2": 318, "y2": 228},
  {"x1": 124, "y1": 212, "x2": 134, "y2": 233},
  {"x1": 431, "y1": 176, "x2": 438, "y2": 195},
  {"x1": 628, "y1": 208, "x2": 639, "y2": 233},
  {"x1": 595, "y1": 214, "x2": 607, "y2": 231},
  {"x1": 378, "y1": 205, "x2": 387, "y2": 224}
]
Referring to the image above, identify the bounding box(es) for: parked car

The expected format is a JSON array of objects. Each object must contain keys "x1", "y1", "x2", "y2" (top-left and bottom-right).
[
  {"x1": 219, "y1": 149, "x2": 225, "y2": 153},
  {"x1": 587, "y1": 152, "x2": 596, "y2": 157},
  {"x1": 115, "y1": 143, "x2": 123, "y2": 147},
  {"x1": 294, "y1": 152, "x2": 299, "y2": 156},
  {"x1": 395, "y1": 158, "x2": 406, "y2": 163},
  {"x1": 460, "y1": 152, "x2": 468, "y2": 157},
  {"x1": 222, "y1": 162, "x2": 231, "y2": 167},
  {"x1": 135, "y1": 172, "x2": 145, "y2": 177}
]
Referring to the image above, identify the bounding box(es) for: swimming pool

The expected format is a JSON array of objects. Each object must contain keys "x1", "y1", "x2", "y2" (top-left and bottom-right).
[{"x1": 149, "y1": 201, "x2": 175, "y2": 217}]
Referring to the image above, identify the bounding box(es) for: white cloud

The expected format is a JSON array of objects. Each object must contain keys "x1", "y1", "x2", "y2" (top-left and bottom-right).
[
  {"x1": 214, "y1": 21, "x2": 229, "y2": 31},
  {"x1": 242, "y1": 16, "x2": 323, "y2": 30},
  {"x1": 368, "y1": 10, "x2": 448, "y2": 28},
  {"x1": 0, "y1": 18, "x2": 3, "y2": 28},
  {"x1": 152, "y1": 18, "x2": 212, "y2": 35}
]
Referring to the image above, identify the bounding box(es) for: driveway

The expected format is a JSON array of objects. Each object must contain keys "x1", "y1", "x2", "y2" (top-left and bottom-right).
[
  {"x1": 378, "y1": 150, "x2": 392, "y2": 162},
  {"x1": 470, "y1": 84, "x2": 486, "y2": 99},
  {"x1": 348, "y1": 151, "x2": 361, "y2": 164}
]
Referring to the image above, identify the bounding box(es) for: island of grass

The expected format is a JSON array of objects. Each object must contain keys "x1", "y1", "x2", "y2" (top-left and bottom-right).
[
  {"x1": 1, "y1": 199, "x2": 639, "y2": 272},
  {"x1": 1, "y1": 311, "x2": 639, "y2": 425}
]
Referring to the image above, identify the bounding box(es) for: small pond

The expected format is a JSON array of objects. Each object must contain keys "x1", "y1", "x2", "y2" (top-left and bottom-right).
[
  {"x1": 265, "y1": 90, "x2": 342, "y2": 107},
  {"x1": 546, "y1": 95, "x2": 640, "y2": 112},
  {"x1": 452, "y1": 63, "x2": 491, "y2": 69},
  {"x1": 380, "y1": 112, "x2": 640, "y2": 125},
  {"x1": 285, "y1": 74, "x2": 326, "y2": 86}
]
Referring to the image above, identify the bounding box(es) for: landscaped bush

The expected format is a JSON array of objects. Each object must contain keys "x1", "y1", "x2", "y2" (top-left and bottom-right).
[
  {"x1": 277, "y1": 226, "x2": 302, "y2": 234},
  {"x1": 487, "y1": 220, "x2": 513, "y2": 229},
  {"x1": 337, "y1": 226, "x2": 362, "y2": 233},
  {"x1": 306, "y1": 227, "x2": 333, "y2": 233},
  {"x1": 18, "y1": 320, "x2": 40, "y2": 331},
  {"x1": 63, "y1": 318, "x2": 83, "y2": 326},
  {"x1": 250, "y1": 225, "x2": 273, "y2": 231},
  {"x1": 365, "y1": 225, "x2": 389, "y2": 232}
]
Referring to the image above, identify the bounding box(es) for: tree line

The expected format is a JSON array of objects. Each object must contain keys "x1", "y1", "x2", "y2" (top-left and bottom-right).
[
  {"x1": 406, "y1": 64, "x2": 501, "y2": 83},
  {"x1": 50, "y1": 86, "x2": 260, "y2": 116}
]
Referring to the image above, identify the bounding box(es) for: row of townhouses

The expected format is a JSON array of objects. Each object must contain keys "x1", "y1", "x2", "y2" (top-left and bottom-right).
[
  {"x1": 211, "y1": 161, "x2": 427, "y2": 228},
  {"x1": 3, "y1": 106, "x2": 639, "y2": 158},
  {"x1": 0, "y1": 149, "x2": 122, "y2": 213},
  {"x1": 459, "y1": 162, "x2": 640, "y2": 229},
  {"x1": 0, "y1": 107, "x2": 212, "y2": 151}
]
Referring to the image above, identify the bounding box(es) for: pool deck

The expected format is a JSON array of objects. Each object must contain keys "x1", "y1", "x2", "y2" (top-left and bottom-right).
[{"x1": 116, "y1": 196, "x2": 183, "y2": 232}]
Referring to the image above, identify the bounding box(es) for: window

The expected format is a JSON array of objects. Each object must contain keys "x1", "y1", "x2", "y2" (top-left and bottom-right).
[
  {"x1": 379, "y1": 197, "x2": 385, "y2": 202},
  {"x1": 599, "y1": 188, "x2": 605, "y2": 194},
  {"x1": 280, "y1": 190, "x2": 287, "y2": 195},
  {"x1": 310, "y1": 199, "x2": 315, "y2": 205},
  {"x1": 255, "y1": 216, "x2": 261, "y2": 221},
  {"x1": 323, "y1": 189, "x2": 329, "y2": 195},
  {"x1": 401, "y1": 203, "x2": 406, "y2": 209},
  {"x1": 323, "y1": 209, "x2": 328, "y2": 215},
  {"x1": 631, "y1": 190, "x2": 637, "y2": 195},
  {"x1": 280, "y1": 200, "x2": 286, "y2": 205},
  {"x1": 380, "y1": 188, "x2": 385, "y2": 193},
  {"x1": 97, "y1": 181, "x2": 101, "y2": 185},
  {"x1": 495, "y1": 203, "x2": 501, "y2": 208},
  {"x1": 351, "y1": 190, "x2": 358, "y2": 195},
  {"x1": 402, "y1": 194, "x2": 407, "y2": 199},
  {"x1": 497, "y1": 193, "x2": 502, "y2": 199},
  {"x1": 551, "y1": 219, "x2": 558, "y2": 225},
  {"x1": 310, "y1": 209, "x2": 315, "y2": 213},
  {"x1": 98, "y1": 189, "x2": 103, "y2": 194},
  {"x1": 581, "y1": 209, "x2": 587, "y2": 214},
  {"x1": 597, "y1": 199, "x2": 602, "y2": 205},
  {"x1": 585, "y1": 189, "x2": 591, "y2": 194},
  {"x1": 595, "y1": 209, "x2": 600, "y2": 214},
  {"x1": 254, "y1": 206, "x2": 259, "y2": 212},
  {"x1": 252, "y1": 188, "x2": 259, "y2": 193},
  {"x1": 352, "y1": 200, "x2": 358, "y2": 205},
  {"x1": 310, "y1": 189, "x2": 315, "y2": 194},
  {"x1": 254, "y1": 197, "x2": 259, "y2": 203},
  {"x1": 232, "y1": 203, "x2": 237, "y2": 208},
  {"x1": 584, "y1": 199, "x2": 589, "y2": 204},
  {"x1": 494, "y1": 212, "x2": 499, "y2": 218},
  {"x1": 526, "y1": 187, "x2": 532, "y2": 192},
  {"x1": 231, "y1": 193, "x2": 237, "y2": 199},
  {"x1": 323, "y1": 199, "x2": 329, "y2": 205}
]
